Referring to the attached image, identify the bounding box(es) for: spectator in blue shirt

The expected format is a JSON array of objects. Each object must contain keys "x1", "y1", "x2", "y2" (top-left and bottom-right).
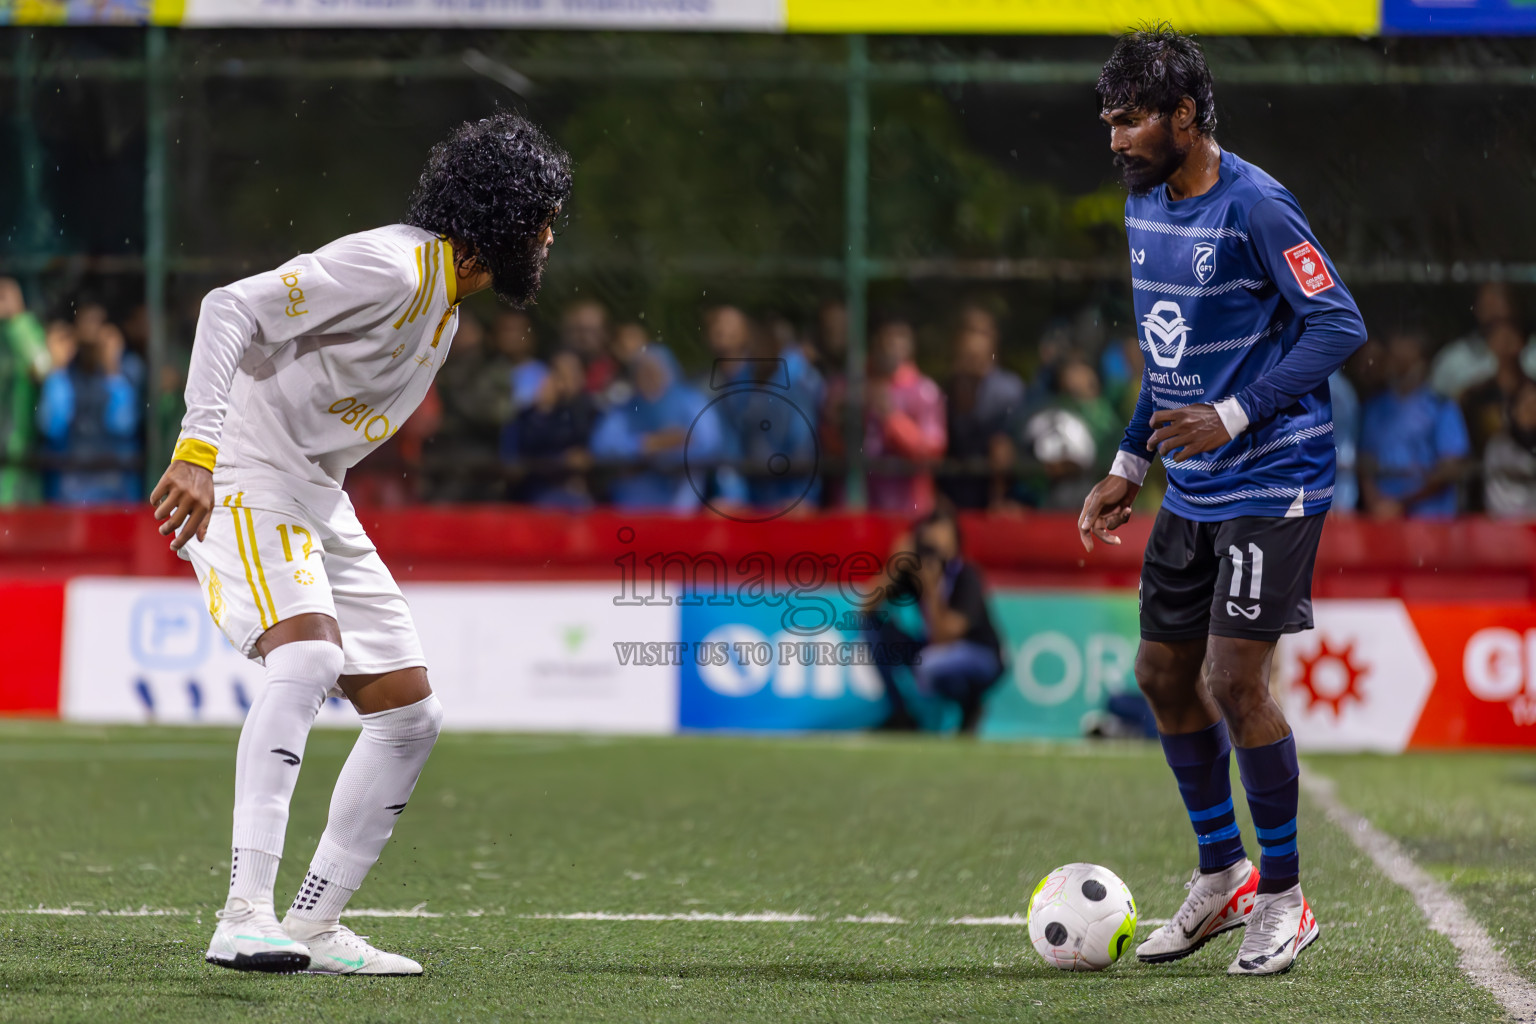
[
  {"x1": 502, "y1": 349, "x2": 599, "y2": 509},
  {"x1": 37, "y1": 321, "x2": 141, "y2": 504},
  {"x1": 591, "y1": 348, "x2": 735, "y2": 512},
  {"x1": 490, "y1": 309, "x2": 548, "y2": 416},
  {"x1": 1360, "y1": 331, "x2": 1470, "y2": 519},
  {"x1": 704, "y1": 310, "x2": 823, "y2": 516},
  {"x1": 1329, "y1": 368, "x2": 1360, "y2": 513}
]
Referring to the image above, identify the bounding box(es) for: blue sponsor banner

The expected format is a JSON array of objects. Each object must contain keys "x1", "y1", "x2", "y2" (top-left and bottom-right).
[
  {"x1": 678, "y1": 595, "x2": 893, "y2": 731},
  {"x1": 1383, "y1": 0, "x2": 1536, "y2": 34},
  {"x1": 677, "y1": 588, "x2": 1144, "y2": 738}
]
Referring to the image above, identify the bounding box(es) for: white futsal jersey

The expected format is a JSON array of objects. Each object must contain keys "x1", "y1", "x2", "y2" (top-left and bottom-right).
[{"x1": 174, "y1": 224, "x2": 460, "y2": 670}]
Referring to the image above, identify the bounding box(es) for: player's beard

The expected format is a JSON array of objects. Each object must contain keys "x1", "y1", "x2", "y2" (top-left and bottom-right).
[
  {"x1": 1114, "y1": 121, "x2": 1188, "y2": 197},
  {"x1": 488, "y1": 239, "x2": 551, "y2": 308}
]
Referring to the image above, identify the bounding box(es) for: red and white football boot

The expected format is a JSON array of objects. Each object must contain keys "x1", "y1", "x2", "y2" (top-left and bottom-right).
[{"x1": 1136, "y1": 859, "x2": 1260, "y2": 964}]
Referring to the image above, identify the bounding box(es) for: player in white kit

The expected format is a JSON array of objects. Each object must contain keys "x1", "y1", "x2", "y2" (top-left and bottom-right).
[{"x1": 149, "y1": 113, "x2": 571, "y2": 975}]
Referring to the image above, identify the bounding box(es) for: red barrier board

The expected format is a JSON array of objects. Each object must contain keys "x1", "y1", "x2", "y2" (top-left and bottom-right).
[
  {"x1": 1409, "y1": 605, "x2": 1536, "y2": 747},
  {"x1": 1280, "y1": 601, "x2": 1536, "y2": 750},
  {"x1": 0, "y1": 581, "x2": 65, "y2": 715},
  {"x1": 0, "y1": 508, "x2": 1531, "y2": 600}
]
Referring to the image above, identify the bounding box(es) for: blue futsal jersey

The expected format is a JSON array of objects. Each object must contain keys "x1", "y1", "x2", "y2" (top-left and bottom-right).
[{"x1": 1115, "y1": 150, "x2": 1367, "y2": 521}]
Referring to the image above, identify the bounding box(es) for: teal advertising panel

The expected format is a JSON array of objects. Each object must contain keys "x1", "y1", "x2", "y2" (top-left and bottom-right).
[{"x1": 979, "y1": 592, "x2": 1142, "y2": 740}]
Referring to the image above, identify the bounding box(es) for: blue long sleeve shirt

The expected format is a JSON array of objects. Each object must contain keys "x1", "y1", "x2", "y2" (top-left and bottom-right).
[{"x1": 1117, "y1": 149, "x2": 1368, "y2": 521}]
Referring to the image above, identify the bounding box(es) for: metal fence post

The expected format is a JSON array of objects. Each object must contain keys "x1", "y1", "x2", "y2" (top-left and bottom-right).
[
  {"x1": 842, "y1": 34, "x2": 869, "y2": 510},
  {"x1": 15, "y1": 31, "x2": 50, "y2": 303},
  {"x1": 144, "y1": 26, "x2": 169, "y2": 486}
]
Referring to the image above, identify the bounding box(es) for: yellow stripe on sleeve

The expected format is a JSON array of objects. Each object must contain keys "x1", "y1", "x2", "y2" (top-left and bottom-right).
[
  {"x1": 393, "y1": 244, "x2": 427, "y2": 330},
  {"x1": 172, "y1": 437, "x2": 218, "y2": 472},
  {"x1": 430, "y1": 305, "x2": 455, "y2": 349},
  {"x1": 227, "y1": 494, "x2": 269, "y2": 631},
  {"x1": 243, "y1": 506, "x2": 279, "y2": 626},
  {"x1": 442, "y1": 238, "x2": 457, "y2": 306},
  {"x1": 417, "y1": 243, "x2": 441, "y2": 323}
]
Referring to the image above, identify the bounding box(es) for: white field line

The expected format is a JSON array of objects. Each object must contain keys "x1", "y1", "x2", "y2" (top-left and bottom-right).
[
  {"x1": 0, "y1": 906, "x2": 188, "y2": 917},
  {"x1": 0, "y1": 904, "x2": 1170, "y2": 928},
  {"x1": 1303, "y1": 772, "x2": 1536, "y2": 1022},
  {"x1": 525, "y1": 911, "x2": 818, "y2": 923}
]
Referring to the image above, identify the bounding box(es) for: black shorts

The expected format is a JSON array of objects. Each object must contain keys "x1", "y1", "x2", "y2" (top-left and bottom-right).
[{"x1": 1139, "y1": 508, "x2": 1326, "y2": 644}]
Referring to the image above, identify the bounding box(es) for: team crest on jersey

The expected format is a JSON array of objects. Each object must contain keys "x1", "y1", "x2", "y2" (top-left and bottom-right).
[
  {"x1": 1192, "y1": 243, "x2": 1217, "y2": 285},
  {"x1": 1141, "y1": 300, "x2": 1192, "y2": 369}
]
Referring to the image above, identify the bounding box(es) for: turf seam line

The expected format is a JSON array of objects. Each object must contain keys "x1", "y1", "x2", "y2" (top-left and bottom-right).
[{"x1": 1303, "y1": 771, "x2": 1536, "y2": 1022}]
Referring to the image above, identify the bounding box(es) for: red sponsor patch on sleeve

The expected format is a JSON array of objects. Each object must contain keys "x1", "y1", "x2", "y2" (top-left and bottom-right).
[{"x1": 1282, "y1": 241, "x2": 1336, "y2": 297}]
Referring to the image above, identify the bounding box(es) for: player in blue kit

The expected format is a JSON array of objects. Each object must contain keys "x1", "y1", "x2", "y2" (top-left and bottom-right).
[{"x1": 1077, "y1": 26, "x2": 1367, "y2": 976}]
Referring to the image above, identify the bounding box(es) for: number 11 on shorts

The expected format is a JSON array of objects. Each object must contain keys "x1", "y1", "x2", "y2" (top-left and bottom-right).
[{"x1": 1228, "y1": 543, "x2": 1263, "y2": 600}]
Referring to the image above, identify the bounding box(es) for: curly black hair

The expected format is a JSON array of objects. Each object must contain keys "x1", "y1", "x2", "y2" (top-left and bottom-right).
[
  {"x1": 1096, "y1": 24, "x2": 1217, "y2": 135},
  {"x1": 405, "y1": 112, "x2": 573, "y2": 307}
]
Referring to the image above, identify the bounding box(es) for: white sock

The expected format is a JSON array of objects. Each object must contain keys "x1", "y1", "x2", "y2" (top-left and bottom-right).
[
  {"x1": 288, "y1": 693, "x2": 443, "y2": 928},
  {"x1": 228, "y1": 848, "x2": 281, "y2": 906},
  {"x1": 226, "y1": 640, "x2": 344, "y2": 909}
]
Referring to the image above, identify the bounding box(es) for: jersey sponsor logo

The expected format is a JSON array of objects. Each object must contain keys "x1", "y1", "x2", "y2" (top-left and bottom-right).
[
  {"x1": 280, "y1": 269, "x2": 308, "y2": 318},
  {"x1": 1192, "y1": 242, "x2": 1217, "y2": 285},
  {"x1": 1282, "y1": 241, "x2": 1335, "y2": 297},
  {"x1": 1141, "y1": 300, "x2": 1192, "y2": 369},
  {"x1": 326, "y1": 396, "x2": 399, "y2": 443},
  {"x1": 1131, "y1": 247, "x2": 1146, "y2": 265}
]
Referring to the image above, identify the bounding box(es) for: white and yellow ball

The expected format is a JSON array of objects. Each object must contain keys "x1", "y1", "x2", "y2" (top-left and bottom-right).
[{"x1": 1026, "y1": 863, "x2": 1137, "y2": 971}]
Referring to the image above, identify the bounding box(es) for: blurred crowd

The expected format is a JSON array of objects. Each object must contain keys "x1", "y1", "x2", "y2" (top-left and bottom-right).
[
  {"x1": 360, "y1": 296, "x2": 1145, "y2": 517},
  {"x1": 3, "y1": 273, "x2": 1536, "y2": 520},
  {"x1": 0, "y1": 278, "x2": 183, "y2": 506}
]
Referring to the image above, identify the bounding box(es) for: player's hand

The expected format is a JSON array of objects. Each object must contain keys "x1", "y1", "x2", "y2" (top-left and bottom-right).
[
  {"x1": 151, "y1": 460, "x2": 214, "y2": 552},
  {"x1": 1078, "y1": 474, "x2": 1140, "y2": 552},
  {"x1": 1147, "y1": 404, "x2": 1231, "y2": 462}
]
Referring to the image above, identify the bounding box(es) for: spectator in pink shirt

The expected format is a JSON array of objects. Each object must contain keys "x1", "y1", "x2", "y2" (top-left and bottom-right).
[{"x1": 826, "y1": 314, "x2": 946, "y2": 514}]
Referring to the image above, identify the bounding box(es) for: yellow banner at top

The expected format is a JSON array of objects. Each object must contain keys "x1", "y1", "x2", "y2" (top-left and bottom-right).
[{"x1": 785, "y1": 0, "x2": 1380, "y2": 35}]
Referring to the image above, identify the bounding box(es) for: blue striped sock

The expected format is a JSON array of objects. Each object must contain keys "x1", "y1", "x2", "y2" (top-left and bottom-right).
[
  {"x1": 1159, "y1": 721, "x2": 1247, "y2": 873},
  {"x1": 1235, "y1": 734, "x2": 1300, "y2": 895}
]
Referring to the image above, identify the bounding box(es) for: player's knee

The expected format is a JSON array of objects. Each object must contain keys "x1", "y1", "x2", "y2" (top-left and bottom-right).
[
  {"x1": 264, "y1": 639, "x2": 345, "y2": 701},
  {"x1": 1204, "y1": 662, "x2": 1266, "y2": 721},
  {"x1": 1134, "y1": 650, "x2": 1191, "y2": 712},
  {"x1": 363, "y1": 692, "x2": 443, "y2": 746},
  {"x1": 417, "y1": 693, "x2": 445, "y2": 741}
]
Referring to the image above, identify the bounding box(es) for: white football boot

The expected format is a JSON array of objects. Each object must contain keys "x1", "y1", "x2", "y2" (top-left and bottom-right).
[
  {"x1": 1136, "y1": 858, "x2": 1260, "y2": 964},
  {"x1": 283, "y1": 917, "x2": 423, "y2": 976},
  {"x1": 205, "y1": 897, "x2": 312, "y2": 973},
  {"x1": 1227, "y1": 883, "x2": 1319, "y2": 976}
]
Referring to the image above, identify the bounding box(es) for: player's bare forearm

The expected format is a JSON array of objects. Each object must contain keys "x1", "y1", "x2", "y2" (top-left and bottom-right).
[
  {"x1": 151, "y1": 459, "x2": 214, "y2": 552},
  {"x1": 1078, "y1": 473, "x2": 1140, "y2": 552},
  {"x1": 1147, "y1": 404, "x2": 1232, "y2": 462}
]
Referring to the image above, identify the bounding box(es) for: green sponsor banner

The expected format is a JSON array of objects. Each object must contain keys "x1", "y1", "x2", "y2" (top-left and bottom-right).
[{"x1": 979, "y1": 591, "x2": 1141, "y2": 740}]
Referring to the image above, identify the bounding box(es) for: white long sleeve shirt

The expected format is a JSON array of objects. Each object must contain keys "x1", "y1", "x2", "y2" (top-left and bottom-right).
[{"x1": 175, "y1": 224, "x2": 459, "y2": 516}]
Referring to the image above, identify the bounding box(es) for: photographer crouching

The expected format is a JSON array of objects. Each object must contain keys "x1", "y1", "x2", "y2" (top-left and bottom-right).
[{"x1": 860, "y1": 507, "x2": 1006, "y2": 735}]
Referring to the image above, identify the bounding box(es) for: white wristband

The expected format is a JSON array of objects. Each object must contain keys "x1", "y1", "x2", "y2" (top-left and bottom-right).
[
  {"x1": 1213, "y1": 397, "x2": 1251, "y2": 439},
  {"x1": 1109, "y1": 450, "x2": 1151, "y2": 486}
]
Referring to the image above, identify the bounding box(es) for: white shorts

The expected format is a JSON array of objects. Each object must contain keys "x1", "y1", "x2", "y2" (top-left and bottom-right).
[{"x1": 182, "y1": 493, "x2": 425, "y2": 675}]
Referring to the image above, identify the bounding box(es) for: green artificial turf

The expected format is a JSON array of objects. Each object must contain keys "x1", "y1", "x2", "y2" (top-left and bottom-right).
[
  {"x1": 1312, "y1": 751, "x2": 1536, "y2": 989},
  {"x1": 0, "y1": 723, "x2": 1511, "y2": 1022}
]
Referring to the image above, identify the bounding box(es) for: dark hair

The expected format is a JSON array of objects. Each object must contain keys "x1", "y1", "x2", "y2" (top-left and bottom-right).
[
  {"x1": 405, "y1": 112, "x2": 572, "y2": 307},
  {"x1": 913, "y1": 499, "x2": 962, "y2": 548},
  {"x1": 1096, "y1": 23, "x2": 1217, "y2": 135}
]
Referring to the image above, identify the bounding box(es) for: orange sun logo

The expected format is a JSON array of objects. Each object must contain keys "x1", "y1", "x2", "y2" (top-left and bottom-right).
[{"x1": 1293, "y1": 636, "x2": 1368, "y2": 717}]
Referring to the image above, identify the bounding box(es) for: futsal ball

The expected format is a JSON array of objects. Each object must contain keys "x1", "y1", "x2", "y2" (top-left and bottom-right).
[
  {"x1": 1026, "y1": 863, "x2": 1138, "y2": 971},
  {"x1": 1023, "y1": 408, "x2": 1097, "y2": 469}
]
